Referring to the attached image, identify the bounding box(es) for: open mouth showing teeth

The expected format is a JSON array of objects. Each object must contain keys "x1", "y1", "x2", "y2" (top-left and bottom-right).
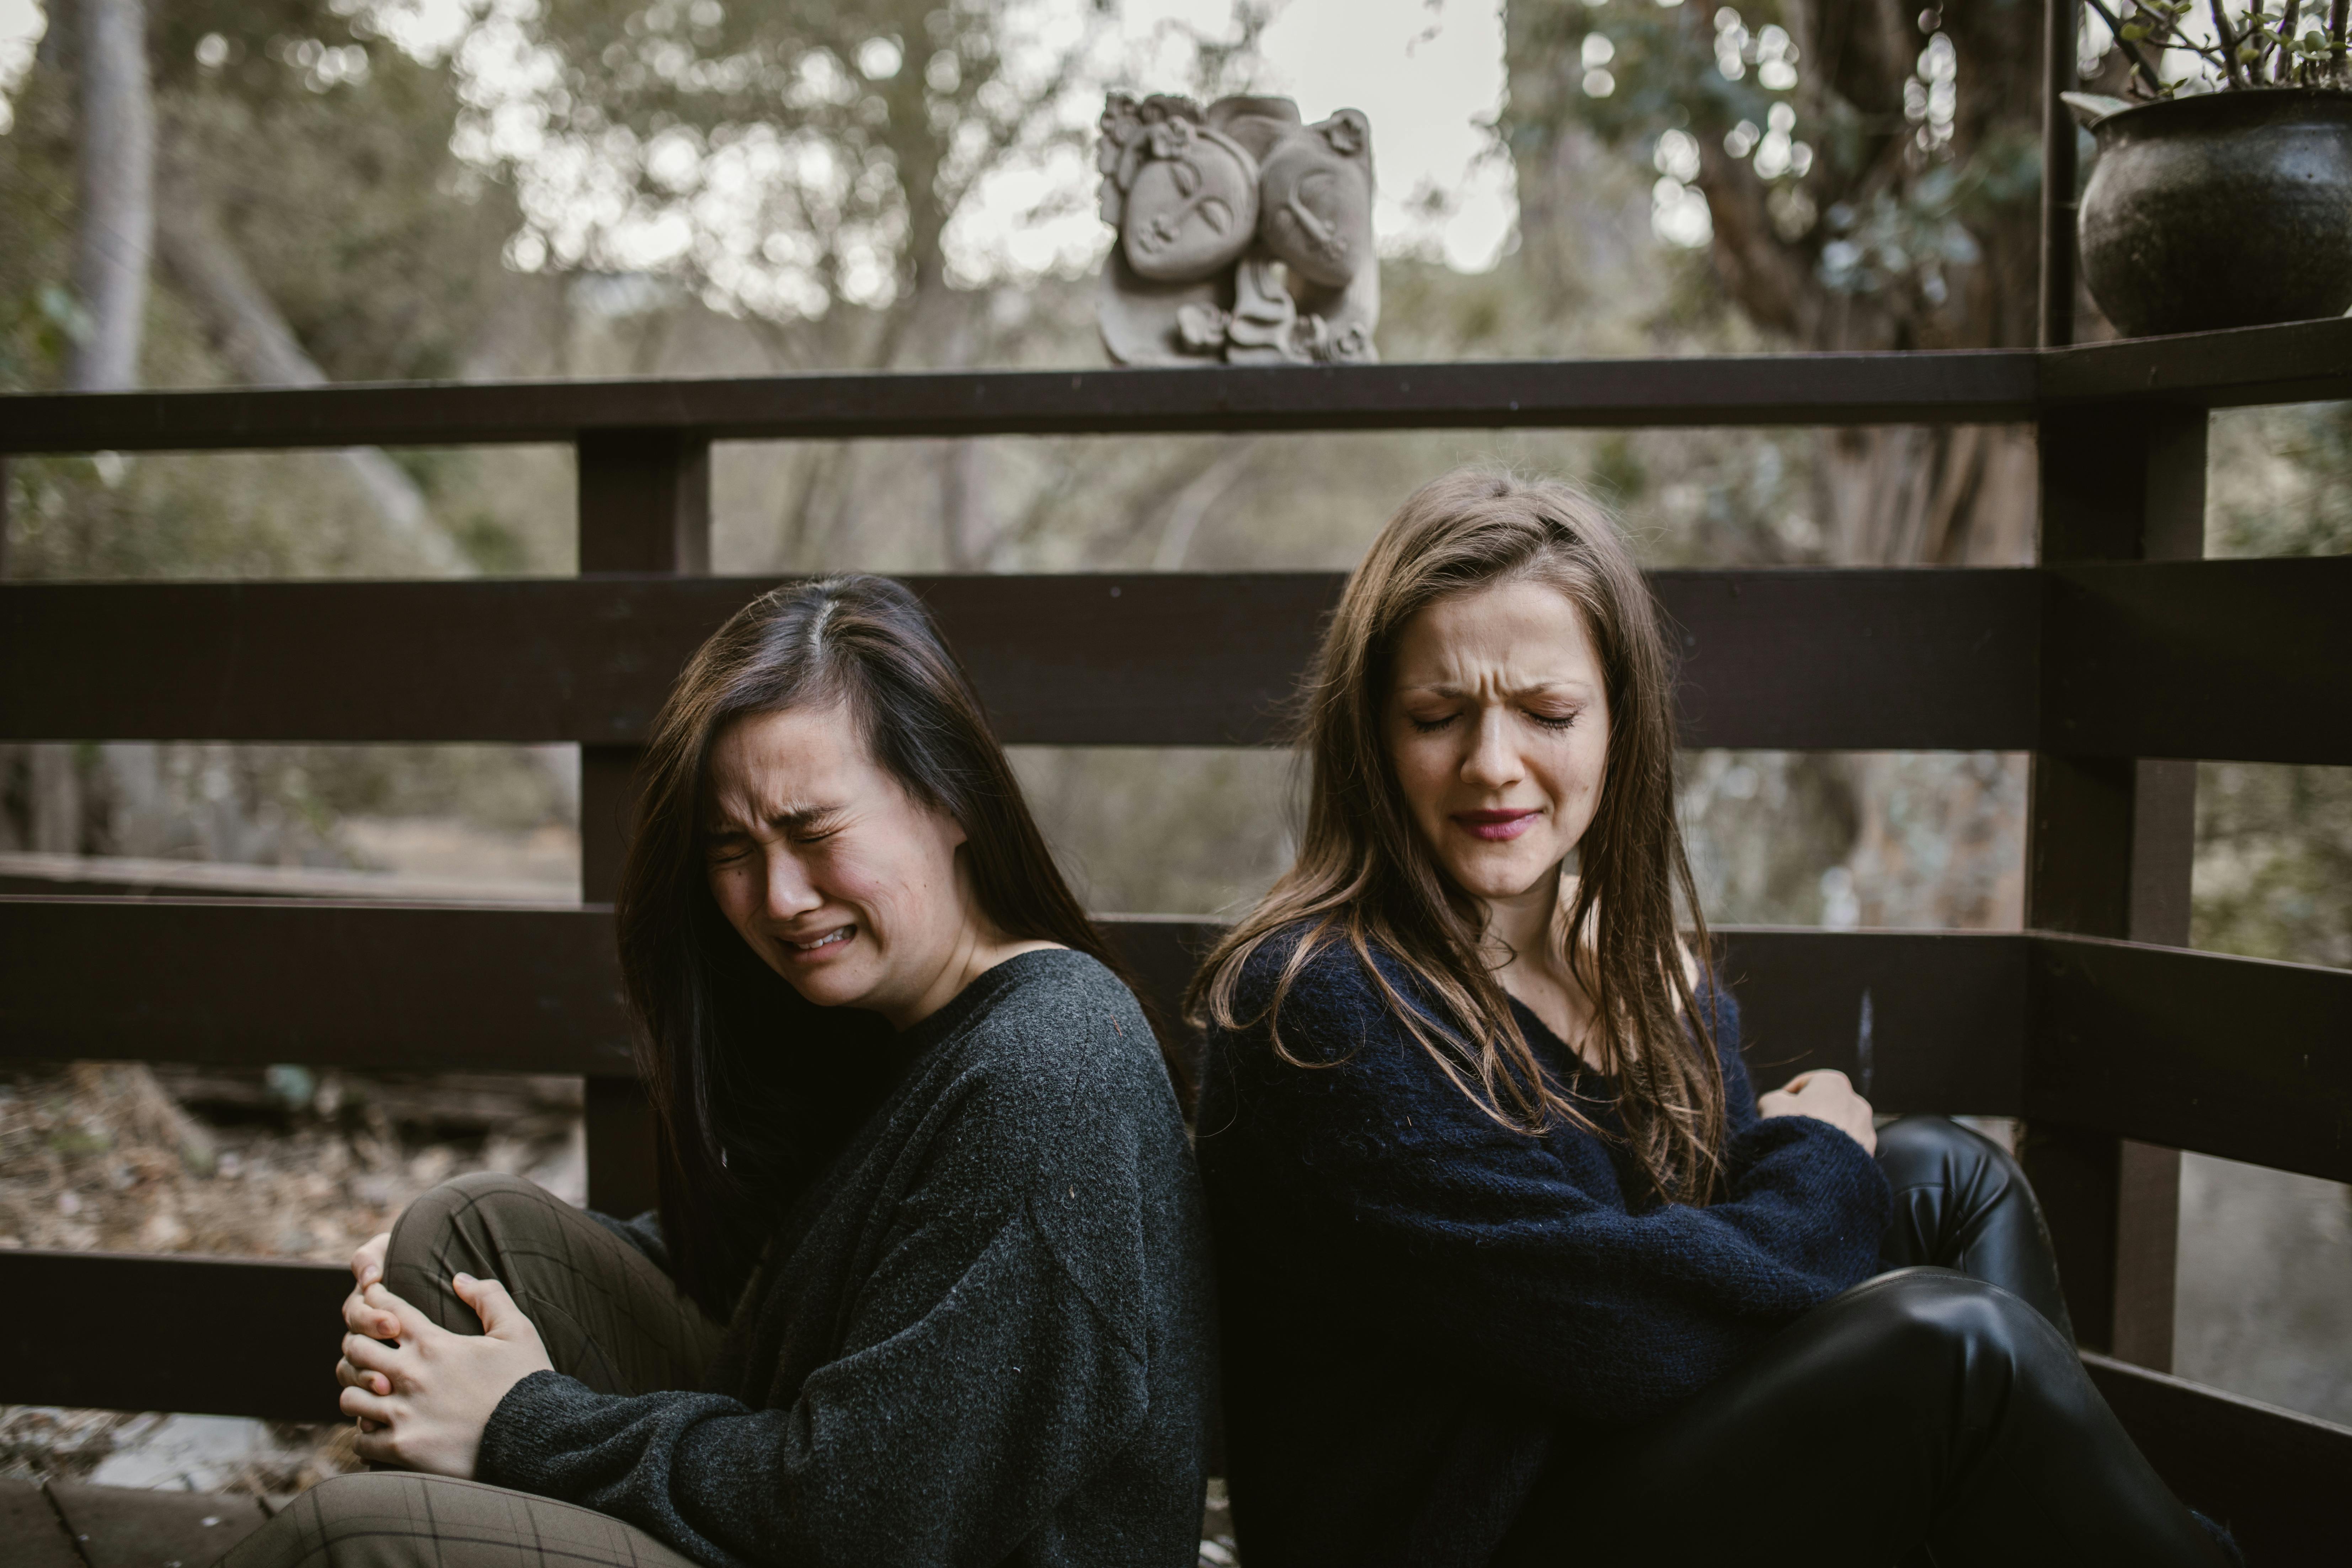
[{"x1": 791, "y1": 926, "x2": 854, "y2": 952}]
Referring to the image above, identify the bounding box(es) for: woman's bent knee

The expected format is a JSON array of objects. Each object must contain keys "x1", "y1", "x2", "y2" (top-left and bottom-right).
[
  {"x1": 221, "y1": 1472, "x2": 699, "y2": 1568},
  {"x1": 385, "y1": 1172, "x2": 555, "y2": 1274},
  {"x1": 1836, "y1": 1269, "x2": 2073, "y2": 1389},
  {"x1": 1877, "y1": 1114, "x2": 2025, "y2": 1190}
]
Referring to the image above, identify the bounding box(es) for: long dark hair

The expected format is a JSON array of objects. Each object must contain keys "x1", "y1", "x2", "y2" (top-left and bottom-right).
[
  {"x1": 617, "y1": 574, "x2": 1167, "y2": 1316},
  {"x1": 1190, "y1": 468, "x2": 1727, "y2": 1206}
]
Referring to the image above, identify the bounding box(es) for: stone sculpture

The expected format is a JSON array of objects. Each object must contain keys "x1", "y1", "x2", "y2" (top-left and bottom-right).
[{"x1": 1097, "y1": 92, "x2": 1379, "y2": 366}]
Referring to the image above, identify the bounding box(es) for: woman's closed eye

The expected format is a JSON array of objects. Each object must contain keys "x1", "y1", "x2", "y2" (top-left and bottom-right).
[{"x1": 1408, "y1": 706, "x2": 1580, "y2": 735}]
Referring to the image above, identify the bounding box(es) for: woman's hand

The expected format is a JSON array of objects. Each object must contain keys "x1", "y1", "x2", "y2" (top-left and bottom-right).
[
  {"x1": 340, "y1": 1232, "x2": 399, "y2": 1432},
  {"x1": 1758, "y1": 1069, "x2": 1878, "y2": 1156},
  {"x1": 336, "y1": 1273, "x2": 554, "y2": 1477},
  {"x1": 344, "y1": 1231, "x2": 397, "y2": 1341}
]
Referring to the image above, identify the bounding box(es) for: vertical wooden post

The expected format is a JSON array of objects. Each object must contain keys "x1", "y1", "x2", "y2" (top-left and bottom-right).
[
  {"x1": 2039, "y1": 0, "x2": 2079, "y2": 349},
  {"x1": 578, "y1": 428, "x2": 711, "y2": 1218},
  {"x1": 2022, "y1": 405, "x2": 2204, "y2": 1367}
]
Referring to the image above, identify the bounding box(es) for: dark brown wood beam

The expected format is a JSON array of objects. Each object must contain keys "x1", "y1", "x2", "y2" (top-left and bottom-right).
[
  {"x1": 575, "y1": 429, "x2": 708, "y2": 1218},
  {"x1": 2084, "y1": 1351, "x2": 2352, "y2": 1566},
  {"x1": 2, "y1": 320, "x2": 2342, "y2": 458},
  {"x1": 2021, "y1": 402, "x2": 2209, "y2": 1368},
  {"x1": 0, "y1": 1249, "x2": 350, "y2": 1422},
  {"x1": 9, "y1": 563, "x2": 2338, "y2": 758},
  {"x1": 0, "y1": 353, "x2": 2041, "y2": 453}
]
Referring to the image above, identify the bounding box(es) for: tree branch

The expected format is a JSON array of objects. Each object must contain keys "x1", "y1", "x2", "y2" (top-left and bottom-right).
[{"x1": 155, "y1": 187, "x2": 464, "y2": 574}]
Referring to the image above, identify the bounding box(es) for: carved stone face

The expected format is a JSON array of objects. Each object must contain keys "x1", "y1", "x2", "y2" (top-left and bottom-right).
[
  {"x1": 1120, "y1": 123, "x2": 1262, "y2": 284},
  {"x1": 1257, "y1": 110, "x2": 1374, "y2": 290}
]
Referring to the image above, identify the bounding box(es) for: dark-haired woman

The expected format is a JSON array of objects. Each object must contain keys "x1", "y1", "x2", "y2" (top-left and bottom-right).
[
  {"x1": 227, "y1": 575, "x2": 1215, "y2": 1568},
  {"x1": 1190, "y1": 469, "x2": 2234, "y2": 1568}
]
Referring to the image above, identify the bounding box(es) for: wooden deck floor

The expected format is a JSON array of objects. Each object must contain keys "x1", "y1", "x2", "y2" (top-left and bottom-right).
[{"x1": 2, "y1": 1477, "x2": 278, "y2": 1568}]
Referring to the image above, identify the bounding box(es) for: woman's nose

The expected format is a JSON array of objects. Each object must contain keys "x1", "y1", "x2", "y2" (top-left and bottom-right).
[
  {"x1": 762, "y1": 848, "x2": 822, "y2": 918},
  {"x1": 1460, "y1": 710, "x2": 1522, "y2": 788}
]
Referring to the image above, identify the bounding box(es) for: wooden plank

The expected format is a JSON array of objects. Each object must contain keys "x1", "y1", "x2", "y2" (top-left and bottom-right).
[
  {"x1": 0, "y1": 899, "x2": 2032, "y2": 1101},
  {"x1": 2042, "y1": 557, "x2": 2352, "y2": 766},
  {"x1": 2, "y1": 322, "x2": 2337, "y2": 460},
  {"x1": 0, "y1": 353, "x2": 2042, "y2": 455},
  {"x1": 1713, "y1": 929, "x2": 2026, "y2": 1115},
  {"x1": 1657, "y1": 570, "x2": 2038, "y2": 753},
  {"x1": 2026, "y1": 935, "x2": 2352, "y2": 1186},
  {"x1": 0, "y1": 896, "x2": 631, "y2": 1074},
  {"x1": 44, "y1": 1482, "x2": 271, "y2": 1568},
  {"x1": 0, "y1": 574, "x2": 1340, "y2": 749},
  {"x1": 0, "y1": 1477, "x2": 87, "y2": 1568},
  {"x1": 2039, "y1": 314, "x2": 2352, "y2": 411},
  {"x1": 575, "y1": 428, "x2": 709, "y2": 1217},
  {"x1": 2018, "y1": 402, "x2": 2206, "y2": 1366},
  {"x1": 2083, "y1": 1351, "x2": 2352, "y2": 1566},
  {"x1": 16, "y1": 560, "x2": 2337, "y2": 761},
  {"x1": 1, "y1": 893, "x2": 2333, "y2": 1167},
  {"x1": 2038, "y1": 0, "x2": 2078, "y2": 351},
  {"x1": 1, "y1": 569, "x2": 2058, "y2": 752},
  {"x1": 4, "y1": 896, "x2": 2336, "y2": 1177},
  {"x1": 0, "y1": 1250, "x2": 348, "y2": 1422}
]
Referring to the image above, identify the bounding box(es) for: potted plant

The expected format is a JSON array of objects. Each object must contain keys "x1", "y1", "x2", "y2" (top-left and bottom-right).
[{"x1": 2064, "y1": 0, "x2": 2352, "y2": 336}]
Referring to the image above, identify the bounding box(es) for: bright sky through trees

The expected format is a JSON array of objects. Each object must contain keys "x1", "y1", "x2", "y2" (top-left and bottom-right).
[{"x1": 0, "y1": 0, "x2": 1514, "y2": 275}]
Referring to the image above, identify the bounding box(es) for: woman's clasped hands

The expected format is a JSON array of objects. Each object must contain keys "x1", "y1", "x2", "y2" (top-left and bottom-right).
[
  {"x1": 334, "y1": 1230, "x2": 555, "y2": 1478},
  {"x1": 1756, "y1": 1069, "x2": 1878, "y2": 1156}
]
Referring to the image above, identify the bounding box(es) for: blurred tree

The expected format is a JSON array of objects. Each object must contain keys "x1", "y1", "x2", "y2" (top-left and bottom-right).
[
  {"x1": 468, "y1": 0, "x2": 1110, "y2": 365},
  {"x1": 458, "y1": 0, "x2": 1118, "y2": 565},
  {"x1": 64, "y1": 0, "x2": 151, "y2": 393},
  {"x1": 1503, "y1": 0, "x2": 2045, "y2": 567}
]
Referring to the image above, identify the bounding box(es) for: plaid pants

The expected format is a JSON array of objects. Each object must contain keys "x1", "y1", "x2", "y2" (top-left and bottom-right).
[{"x1": 218, "y1": 1172, "x2": 728, "y2": 1568}]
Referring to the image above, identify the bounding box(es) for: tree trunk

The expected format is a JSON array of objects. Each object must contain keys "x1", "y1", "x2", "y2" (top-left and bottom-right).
[
  {"x1": 155, "y1": 189, "x2": 463, "y2": 575},
  {"x1": 36, "y1": 0, "x2": 155, "y2": 862},
  {"x1": 66, "y1": 0, "x2": 152, "y2": 394}
]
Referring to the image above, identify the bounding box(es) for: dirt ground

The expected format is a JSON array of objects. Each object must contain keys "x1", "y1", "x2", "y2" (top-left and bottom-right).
[{"x1": 0, "y1": 1060, "x2": 583, "y2": 1496}]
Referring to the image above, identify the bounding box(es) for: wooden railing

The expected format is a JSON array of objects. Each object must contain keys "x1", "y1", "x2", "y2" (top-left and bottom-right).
[{"x1": 3, "y1": 316, "x2": 2350, "y2": 1561}]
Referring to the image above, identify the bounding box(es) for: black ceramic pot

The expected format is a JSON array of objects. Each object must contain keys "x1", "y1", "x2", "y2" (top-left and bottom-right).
[{"x1": 2076, "y1": 87, "x2": 2352, "y2": 338}]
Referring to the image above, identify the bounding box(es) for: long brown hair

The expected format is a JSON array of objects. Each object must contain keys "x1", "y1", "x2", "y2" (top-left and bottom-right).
[
  {"x1": 1190, "y1": 468, "x2": 1726, "y2": 1205},
  {"x1": 617, "y1": 574, "x2": 1173, "y2": 1315}
]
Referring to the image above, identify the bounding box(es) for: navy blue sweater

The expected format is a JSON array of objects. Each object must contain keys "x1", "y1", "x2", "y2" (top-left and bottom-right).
[{"x1": 1195, "y1": 932, "x2": 1890, "y2": 1568}]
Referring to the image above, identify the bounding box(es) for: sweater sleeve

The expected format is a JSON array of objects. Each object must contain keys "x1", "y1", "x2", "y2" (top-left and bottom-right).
[
  {"x1": 1211, "y1": 943, "x2": 1889, "y2": 1427},
  {"x1": 476, "y1": 1060, "x2": 1152, "y2": 1568}
]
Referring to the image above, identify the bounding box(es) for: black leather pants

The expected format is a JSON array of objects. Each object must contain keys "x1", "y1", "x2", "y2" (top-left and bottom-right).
[{"x1": 1497, "y1": 1116, "x2": 2229, "y2": 1567}]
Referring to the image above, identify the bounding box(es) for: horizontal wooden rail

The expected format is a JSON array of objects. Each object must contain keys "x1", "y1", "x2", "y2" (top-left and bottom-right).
[
  {"x1": 0, "y1": 900, "x2": 2023, "y2": 1104},
  {"x1": 2037, "y1": 315, "x2": 2352, "y2": 410},
  {"x1": 0, "y1": 353, "x2": 2039, "y2": 453},
  {"x1": 2039, "y1": 556, "x2": 2352, "y2": 766},
  {"x1": 0, "y1": 1249, "x2": 348, "y2": 1423},
  {"x1": 2082, "y1": 1351, "x2": 2352, "y2": 1565},
  {"x1": 0, "y1": 895, "x2": 633, "y2": 1075},
  {"x1": 10, "y1": 1245, "x2": 2350, "y2": 1547},
  {"x1": 7, "y1": 561, "x2": 2344, "y2": 762},
  {"x1": 2025, "y1": 937, "x2": 2352, "y2": 1185},
  {"x1": 11, "y1": 894, "x2": 2347, "y2": 1180},
  {"x1": 1, "y1": 318, "x2": 2346, "y2": 455}
]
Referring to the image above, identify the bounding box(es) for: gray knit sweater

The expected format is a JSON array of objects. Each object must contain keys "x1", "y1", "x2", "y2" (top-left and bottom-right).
[{"x1": 476, "y1": 950, "x2": 1217, "y2": 1568}]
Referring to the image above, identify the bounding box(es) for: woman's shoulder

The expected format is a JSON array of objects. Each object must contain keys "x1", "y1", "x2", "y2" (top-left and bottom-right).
[
  {"x1": 948, "y1": 948, "x2": 1168, "y2": 1105},
  {"x1": 1226, "y1": 921, "x2": 1406, "y2": 1025},
  {"x1": 1213, "y1": 921, "x2": 1472, "y2": 1087}
]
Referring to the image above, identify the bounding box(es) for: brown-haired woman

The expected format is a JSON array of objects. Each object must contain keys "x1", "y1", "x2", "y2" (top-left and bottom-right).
[
  {"x1": 1190, "y1": 469, "x2": 2235, "y2": 1568},
  {"x1": 227, "y1": 575, "x2": 1216, "y2": 1568}
]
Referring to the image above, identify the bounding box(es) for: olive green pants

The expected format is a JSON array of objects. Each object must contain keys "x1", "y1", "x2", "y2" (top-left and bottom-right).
[{"x1": 217, "y1": 1173, "x2": 727, "y2": 1568}]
